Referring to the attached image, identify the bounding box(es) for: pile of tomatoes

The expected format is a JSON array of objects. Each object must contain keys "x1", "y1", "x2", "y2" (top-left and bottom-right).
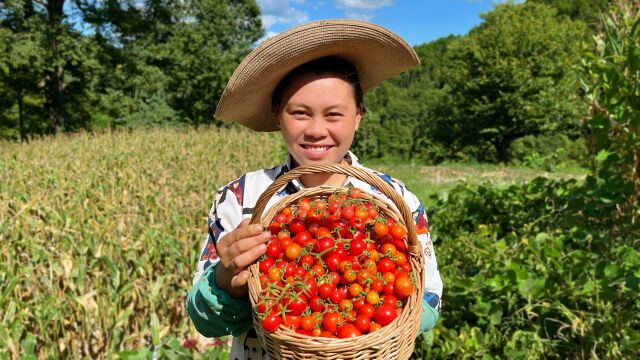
[{"x1": 255, "y1": 188, "x2": 415, "y2": 338}]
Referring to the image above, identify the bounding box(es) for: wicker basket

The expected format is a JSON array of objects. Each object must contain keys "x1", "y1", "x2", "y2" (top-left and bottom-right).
[{"x1": 248, "y1": 164, "x2": 424, "y2": 360}]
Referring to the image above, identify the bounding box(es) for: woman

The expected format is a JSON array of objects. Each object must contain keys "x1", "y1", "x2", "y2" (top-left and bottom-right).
[{"x1": 187, "y1": 20, "x2": 443, "y2": 359}]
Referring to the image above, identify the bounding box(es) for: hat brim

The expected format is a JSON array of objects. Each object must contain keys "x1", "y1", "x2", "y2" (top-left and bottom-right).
[{"x1": 215, "y1": 19, "x2": 420, "y2": 132}]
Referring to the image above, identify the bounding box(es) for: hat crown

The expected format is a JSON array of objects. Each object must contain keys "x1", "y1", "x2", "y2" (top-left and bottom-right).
[{"x1": 215, "y1": 19, "x2": 419, "y2": 132}]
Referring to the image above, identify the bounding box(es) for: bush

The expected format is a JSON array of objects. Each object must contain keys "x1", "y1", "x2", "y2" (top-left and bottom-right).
[
  {"x1": 508, "y1": 134, "x2": 588, "y2": 170},
  {"x1": 415, "y1": 177, "x2": 640, "y2": 359}
]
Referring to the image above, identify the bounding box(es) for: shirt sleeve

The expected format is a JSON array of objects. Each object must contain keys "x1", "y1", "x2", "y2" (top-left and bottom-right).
[
  {"x1": 401, "y1": 188, "x2": 444, "y2": 334},
  {"x1": 186, "y1": 182, "x2": 253, "y2": 337}
]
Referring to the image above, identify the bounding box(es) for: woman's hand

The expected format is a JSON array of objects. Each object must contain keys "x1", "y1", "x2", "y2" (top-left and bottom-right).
[{"x1": 214, "y1": 219, "x2": 271, "y2": 298}]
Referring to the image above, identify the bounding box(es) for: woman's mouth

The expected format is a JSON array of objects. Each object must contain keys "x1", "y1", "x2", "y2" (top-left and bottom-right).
[{"x1": 301, "y1": 144, "x2": 333, "y2": 152}]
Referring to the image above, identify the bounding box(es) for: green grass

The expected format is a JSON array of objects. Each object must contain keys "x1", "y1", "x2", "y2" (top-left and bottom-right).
[{"x1": 364, "y1": 161, "x2": 587, "y2": 204}]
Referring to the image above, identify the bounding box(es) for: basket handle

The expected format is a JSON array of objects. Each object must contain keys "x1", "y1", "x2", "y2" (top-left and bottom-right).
[{"x1": 250, "y1": 163, "x2": 419, "y2": 248}]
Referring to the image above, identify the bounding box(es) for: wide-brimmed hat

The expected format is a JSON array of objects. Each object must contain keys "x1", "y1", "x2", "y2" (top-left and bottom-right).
[{"x1": 215, "y1": 19, "x2": 419, "y2": 132}]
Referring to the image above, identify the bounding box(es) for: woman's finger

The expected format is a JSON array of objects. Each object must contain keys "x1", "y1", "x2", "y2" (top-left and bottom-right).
[
  {"x1": 228, "y1": 241, "x2": 268, "y2": 272},
  {"x1": 217, "y1": 219, "x2": 262, "y2": 249},
  {"x1": 229, "y1": 231, "x2": 271, "y2": 255},
  {"x1": 230, "y1": 270, "x2": 251, "y2": 289}
]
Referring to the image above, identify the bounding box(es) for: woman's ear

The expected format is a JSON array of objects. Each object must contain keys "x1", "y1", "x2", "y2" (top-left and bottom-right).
[
  {"x1": 354, "y1": 105, "x2": 363, "y2": 131},
  {"x1": 274, "y1": 113, "x2": 281, "y2": 129}
]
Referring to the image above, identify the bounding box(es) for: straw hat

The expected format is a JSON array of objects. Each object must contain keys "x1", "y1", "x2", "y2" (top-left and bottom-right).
[{"x1": 215, "y1": 19, "x2": 419, "y2": 132}]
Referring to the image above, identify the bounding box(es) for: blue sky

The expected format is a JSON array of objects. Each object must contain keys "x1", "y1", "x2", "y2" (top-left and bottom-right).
[{"x1": 256, "y1": 0, "x2": 522, "y2": 46}]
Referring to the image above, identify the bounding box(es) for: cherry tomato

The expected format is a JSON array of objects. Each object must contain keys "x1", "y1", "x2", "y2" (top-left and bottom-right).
[
  {"x1": 285, "y1": 243, "x2": 301, "y2": 260},
  {"x1": 258, "y1": 257, "x2": 275, "y2": 273},
  {"x1": 289, "y1": 218, "x2": 305, "y2": 234},
  {"x1": 349, "y1": 188, "x2": 362, "y2": 199},
  {"x1": 262, "y1": 315, "x2": 282, "y2": 332},
  {"x1": 299, "y1": 254, "x2": 314, "y2": 269},
  {"x1": 339, "y1": 299, "x2": 353, "y2": 312},
  {"x1": 373, "y1": 222, "x2": 389, "y2": 237},
  {"x1": 370, "y1": 279, "x2": 384, "y2": 293},
  {"x1": 373, "y1": 305, "x2": 397, "y2": 326},
  {"x1": 378, "y1": 258, "x2": 396, "y2": 274},
  {"x1": 309, "y1": 295, "x2": 325, "y2": 312},
  {"x1": 354, "y1": 207, "x2": 368, "y2": 221},
  {"x1": 315, "y1": 237, "x2": 335, "y2": 253},
  {"x1": 369, "y1": 322, "x2": 382, "y2": 333},
  {"x1": 354, "y1": 315, "x2": 371, "y2": 333},
  {"x1": 312, "y1": 264, "x2": 325, "y2": 276},
  {"x1": 322, "y1": 312, "x2": 343, "y2": 333},
  {"x1": 365, "y1": 291, "x2": 380, "y2": 306},
  {"x1": 394, "y1": 275, "x2": 414, "y2": 298},
  {"x1": 266, "y1": 241, "x2": 282, "y2": 259},
  {"x1": 358, "y1": 304, "x2": 375, "y2": 319},
  {"x1": 268, "y1": 267, "x2": 282, "y2": 282},
  {"x1": 279, "y1": 236, "x2": 293, "y2": 250},
  {"x1": 318, "y1": 283, "x2": 334, "y2": 299},
  {"x1": 342, "y1": 269, "x2": 357, "y2": 283},
  {"x1": 338, "y1": 324, "x2": 361, "y2": 338},
  {"x1": 275, "y1": 213, "x2": 288, "y2": 224},
  {"x1": 294, "y1": 231, "x2": 312, "y2": 247},
  {"x1": 283, "y1": 315, "x2": 301, "y2": 329},
  {"x1": 349, "y1": 239, "x2": 366, "y2": 256},
  {"x1": 301, "y1": 315, "x2": 315, "y2": 331},
  {"x1": 348, "y1": 283, "x2": 364, "y2": 298},
  {"x1": 390, "y1": 224, "x2": 407, "y2": 241},
  {"x1": 340, "y1": 206, "x2": 355, "y2": 220}
]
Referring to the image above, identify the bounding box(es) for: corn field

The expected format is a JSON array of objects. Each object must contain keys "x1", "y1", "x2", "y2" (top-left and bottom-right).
[{"x1": 0, "y1": 126, "x2": 284, "y2": 358}]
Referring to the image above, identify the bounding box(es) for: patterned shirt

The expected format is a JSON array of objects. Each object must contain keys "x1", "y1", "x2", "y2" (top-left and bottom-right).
[{"x1": 187, "y1": 151, "x2": 443, "y2": 360}]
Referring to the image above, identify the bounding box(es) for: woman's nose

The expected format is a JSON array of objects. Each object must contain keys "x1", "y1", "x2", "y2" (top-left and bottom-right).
[{"x1": 304, "y1": 117, "x2": 327, "y2": 138}]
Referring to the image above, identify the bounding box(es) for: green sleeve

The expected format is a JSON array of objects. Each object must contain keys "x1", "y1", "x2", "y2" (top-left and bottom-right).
[
  {"x1": 186, "y1": 262, "x2": 253, "y2": 337},
  {"x1": 419, "y1": 300, "x2": 439, "y2": 334}
]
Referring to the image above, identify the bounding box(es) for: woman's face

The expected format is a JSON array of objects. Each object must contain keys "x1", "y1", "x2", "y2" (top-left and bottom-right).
[{"x1": 275, "y1": 72, "x2": 361, "y2": 167}]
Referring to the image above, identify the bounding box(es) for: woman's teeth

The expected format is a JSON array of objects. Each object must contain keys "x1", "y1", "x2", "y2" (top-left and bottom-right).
[{"x1": 304, "y1": 145, "x2": 331, "y2": 151}]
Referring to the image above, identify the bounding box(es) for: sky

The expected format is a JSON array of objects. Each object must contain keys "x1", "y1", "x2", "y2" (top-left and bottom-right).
[{"x1": 256, "y1": 0, "x2": 522, "y2": 46}]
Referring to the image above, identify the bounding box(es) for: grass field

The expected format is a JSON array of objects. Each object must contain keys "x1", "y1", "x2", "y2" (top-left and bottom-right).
[{"x1": 0, "y1": 126, "x2": 587, "y2": 358}]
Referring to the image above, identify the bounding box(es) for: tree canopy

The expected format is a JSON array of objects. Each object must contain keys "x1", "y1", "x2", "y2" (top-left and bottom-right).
[{"x1": 0, "y1": 0, "x2": 262, "y2": 139}]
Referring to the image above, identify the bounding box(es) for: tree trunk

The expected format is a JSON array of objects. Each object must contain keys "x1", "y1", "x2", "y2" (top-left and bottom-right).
[
  {"x1": 17, "y1": 88, "x2": 26, "y2": 142},
  {"x1": 43, "y1": 0, "x2": 66, "y2": 135}
]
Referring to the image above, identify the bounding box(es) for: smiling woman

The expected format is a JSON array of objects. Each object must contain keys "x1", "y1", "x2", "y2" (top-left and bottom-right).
[
  {"x1": 186, "y1": 19, "x2": 443, "y2": 360},
  {"x1": 275, "y1": 57, "x2": 363, "y2": 187}
]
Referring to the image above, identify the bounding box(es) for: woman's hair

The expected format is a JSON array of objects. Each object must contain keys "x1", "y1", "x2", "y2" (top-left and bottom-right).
[{"x1": 271, "y1": 56, "x2": 365, "y2": 114}]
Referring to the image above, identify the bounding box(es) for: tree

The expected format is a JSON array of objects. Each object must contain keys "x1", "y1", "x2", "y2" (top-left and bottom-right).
[
  {"x1": 78, "y1": 0, "x2": 262, "y2": 127},
  {"x1": 444, "y1": 2, "x2": 587, "y2": 163},
  {"x1": 529, "y1": 0, "x2": 612, "y2": 29},
  {"x1": 356, "y1": 35, "x2": 458, "y2": 162}
]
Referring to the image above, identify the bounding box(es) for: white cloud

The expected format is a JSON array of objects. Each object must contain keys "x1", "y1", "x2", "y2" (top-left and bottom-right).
[
  {"x1": 257, "y1": 0, "x2": 309, "y2": 29},
  {"x1": 334, "y1": 0, "x2": 393, "y2": 10},
  {"x1": 334, "y1": 0, "x2": 393, "y2": 20},
  {"x1": 256, "y1": 31, "x2": 281, "y2": 45}
]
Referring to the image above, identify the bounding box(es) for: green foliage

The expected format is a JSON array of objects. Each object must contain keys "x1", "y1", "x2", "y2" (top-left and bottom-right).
[
  {"x1": 530, "y1": 0, "x2": 612, "y2": 28},
  {"x1": 0, "y1": 0, "x2": 262, "y2": 136},
  {"x1": 578, "y1": 0, "x2": 640, "y2": 225},
  {"x1": 508, "y1": 134, "x2": 588, "y2": 171},
  {"x1": 415, "y1": 177, "x2": 640, "y2": 358},
  {"x1": 357, "y1": 36, "x2": 457, "y2": 163},
  {"x1": 444, "y1": 2, "x2": 587, "y2": 163}
]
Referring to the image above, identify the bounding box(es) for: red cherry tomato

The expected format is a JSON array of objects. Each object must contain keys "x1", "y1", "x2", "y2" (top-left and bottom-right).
[
  {"x1": 262, "y1": 315, "x2": 282, "y2": 332},
  {"x1": 338, "y1": 324, "x2": 361, "y2": 338},
  {"x1": 373, "y1": 305, "x2": 397, "y2": 326}
]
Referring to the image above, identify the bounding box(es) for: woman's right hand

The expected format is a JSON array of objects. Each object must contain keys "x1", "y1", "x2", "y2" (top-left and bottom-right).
[{"x1": 214, "y1": 219, "x2": 271, "y2": 298}]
